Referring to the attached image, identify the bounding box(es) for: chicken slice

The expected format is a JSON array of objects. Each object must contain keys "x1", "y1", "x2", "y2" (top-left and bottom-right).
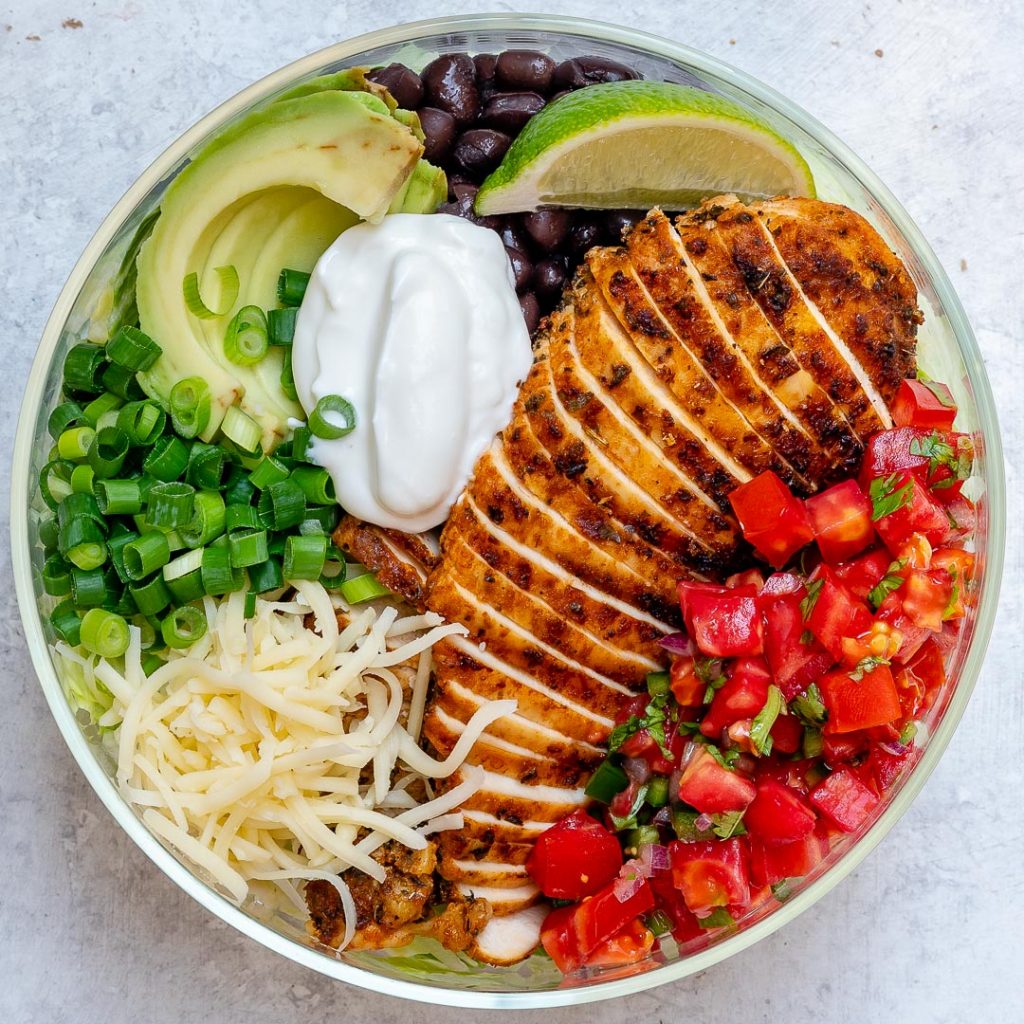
[{"x1": 332, "y1": 517, "x2": 439, "y2": 607}]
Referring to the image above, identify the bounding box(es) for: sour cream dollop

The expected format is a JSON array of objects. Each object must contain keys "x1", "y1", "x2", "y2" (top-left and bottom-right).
[{"x1": 292, "y1": 213, "x2": 532, "y2": 533}]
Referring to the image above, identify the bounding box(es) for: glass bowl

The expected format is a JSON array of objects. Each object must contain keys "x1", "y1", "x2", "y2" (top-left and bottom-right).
[{"x1": 10, "y1": 12, "x2": 1005, "y2": 1009}]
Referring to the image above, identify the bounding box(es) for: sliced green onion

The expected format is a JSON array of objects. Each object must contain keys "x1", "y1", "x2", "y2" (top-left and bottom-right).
[
  {"x1": 221, "y1": 405, "x2": 261, "y2": 454},
  {"x1": 308, "y1": 394, "x2": 356, "y2": 440},
  {"x1": 162, "y1": 549, "x2": 205, "y2": 603},
  {"x1": 81, "y1": 391, "x2": 123, "y2": 427},
  {"x1": 62, "y1": 343, "x2": 106, "y2": 393},
  {"x1": 225, "y1": 504, "x2": 260, "y2": 532},
  {"x1": 80, "y1": 608, "x2": 130, "y2": 658},
  {"x1": 147, "y1": 481, "x2": 195, "y2": 528},
  {"x1": 291, "y1": 425, "x2": 312, "y2": 462},
  {"x1": 182, "y1": 265, "x2": 239, "y2": 319},
  {"x1": 224, "y1": 305, "x2": 269, "y2": 366},
  {"x1": 107, "y1": 530, "x2": 138, "y2": 583},
  {"x1": 40, "y1": 460, "x2": 75, "y2": 509},
  {"x1": 339, "y1": 572, "x2": 390, "y2": 604},
  {"x1": 267, "y1": 535, "x2": 286, "y2": 557},
  {"x1": 59, "y1": 515, "x2": 106, "y2": 565},
  {"x1": 87, "y1": 426, "x2": 129, "y2": 479},
  {"x1": 94, "y1": 478, "x2": 143, "y2": 516},
  {"x1": 267, "y1": 306, "x2": 298, "y2": 347},
  {"x1": 244, "y1": 591, "x2": 257, "y2": 618},
  {"x1": 57, "y1": 491, "x2": 105, "y2": 531},
  {"x1": 201, "y1": 546, "x2": 243, "y2": 595},
  {"x1": 161, "y1": 605, "x2": 208, "y2": 649},
  {"x1": 248, "y1": 455, "x2": 290, "y2": 490},
  {"x1": 283, "y1": 534, "x2": 328, "y2": 581},
  {"x1": 116, "y1": 400, "x2": 166, "y2": 446},
  {"x1": 169, "y1": 376, "x2": 212, "y2": 439},
  {"x1": 228, "y1": 528, "x2": 269, "y2": 568},
  {"x1": 96, "y1": 406, "x2": 122, "y2": 432},
  {"x1": 247, "y1": 556, "x2": 283, "y2": 593},
  {"x1": 50, "y1": 599, "x2": 82, "y2": 645},
  {"x1": 279, "y1": 350, "x2": 298, "y2": 401},
  {"x1": 222, "y1": 465, "x2": 256, "y2": 506},
  {"x1": 123, "y1": 532, "x2": 171, "y2": 580},
  {"x1": 144, "y1": 435, "x2": 190, "y2": 481},
  {"x1": 277, "y1": 268, "x2": 310, "y2": 307},
  {"x1": 141, "y1": 652, "x2": 165, "y2": 675},
  {"x1": 70, "y1": 566, "x2": 110, "y2": 608},
  {"x1": 106, "y1": 324, "x2": 161, "y2": 371},
  {"x1": 42, "y1": 554, "x2": 73, "y2": 596},
  {"x1": 290, "y1": 466, "x2": 335, "y2": 505},
  {"x1": 48, "y1": 401, "x2": 84, "y2": 440},
  {"x1": 57, "y1": 425, "x2": 96, "y2": 461},
  {"x1": 318, "y1": 558, "x2": 346, "y2": 591},
  {"x1": 584, "y1": 758, "x2": 629, "y2": 803},
  {"x1": 185, "y1": 443, "x2": 226, "y2": 490},
  {"x1": 100, "y1": 362, "x2": 144, "y2": 401},
  {"x1": 179, "y1": 490, "x2": 226, "y2": 549},
  {"x1": 802, "y1": 728, "x2": 824, "y2": 759},
  {"x1": 302, "y1": 505, "x2": 339, "y2": 534},
  {"x1": 257, "y1": 479, "x2": 305, "y2": 531},
  {"x1": 70, "y1": 464, "x2": 96, "y2": 495},
  {"x1": 38, "y1": 515, "x2": 60, "y2": 550}
]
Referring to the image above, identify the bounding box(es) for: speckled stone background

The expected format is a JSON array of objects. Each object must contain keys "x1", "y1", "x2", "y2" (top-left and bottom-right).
[{"x1": 1, "y1": 2, "x2": 1021, "y2": 1022}]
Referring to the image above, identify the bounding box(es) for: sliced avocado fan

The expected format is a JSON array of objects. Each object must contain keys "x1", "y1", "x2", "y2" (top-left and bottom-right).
[{"x1": 135, "y1": 70, "x2": 446, "y2": 450}]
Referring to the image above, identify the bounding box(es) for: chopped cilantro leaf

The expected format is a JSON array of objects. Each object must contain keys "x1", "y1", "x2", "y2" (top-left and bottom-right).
[
  {"x1": 943, "y1": 567, "x2": 961, "y2": 620},
  {"x1": 695, "y1": 657, "x2": 727, "y2": 704},
  {"x1": 899, "y1": 721, "x2": 918, "y2": 745},
  {"x1": 703, "y1": 741, "x2": 741, "y2": 770},
  {"x1": 800, "y1": 578, "x2": 824, "y2": 620},
  {"x1": 849, "y1": 654, "x2": 889, "y2": 682},
  {"x1": 711, "y1": 810, "x2": 747, "y2": 839},
  {"x1": 869, "y1": 473, "x2": 914, "y2": 521},
  {"x1": 791, "y1": 683, "x2": 827, "y2": 727},
  {"x1": 867, "y1": 557, "x2": 907, "y2": 610},
  {"x1": 607, "y1": 715, "x2": 643, "y2": 753},
  {"x1": 607, "y1": 691, "x2": 674, "y2": 759},
  {"x1": 749, "y1": 685, "x2": 785, "y2": 756},
  {"x1": 609, "y1": 783, "x2": 649, "y2": 831},
  {"x1": 698, "y1": 908, "x2": 736, "y2": 929},
  {"x1": 799, "y1": 628, "x2": 815, "y2": 645},
  {"x1": 920, "y1": 379, "x2": 956, "y2": 408}
]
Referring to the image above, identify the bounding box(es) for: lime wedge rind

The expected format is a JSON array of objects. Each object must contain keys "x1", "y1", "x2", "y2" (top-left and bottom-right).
[{"x1": 475, "y1": 80, "x2": 814, "y2": 215}]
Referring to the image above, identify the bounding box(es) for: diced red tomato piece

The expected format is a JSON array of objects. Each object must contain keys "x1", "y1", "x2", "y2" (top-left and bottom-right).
[
  {"x1": 871, "y1": 471, "x2": 951, "y2": 553},
  {"x1": 760, "y1": 572, "x2": 805, "y2": 596},
  {"x1": 769, "y1": 712, "x2": 804, "y2": 754},
  {"x1": 805, "y1": 566, "x2": 873, "y2": 661},
  {"x1": 810, "y1": 768, "x2": 879, "y2": 832},
  {"x1": 761, "y1": 593, "x2": 836, "y2": 699},
  {"x1": 893, "y1": 637, "x2": 946, "y2": 721},
  {"x1": 876, "y1": 591, "x2": 931, "y2": 664},
  {"x1": 833, "y1": 548, "x2": 893, "y2": 602},
  {"x1": 892, "y1": 378, "x2": 957, "y2": 430},
  {"x1": 749, "y1": 826, "x2": 829, "y2": 886},
  {"x1": 670, "y1": 656, "x2": 704, "y2": 708},
  {"x1": 678, "y1": 746, "x2": 757, "y2": 813},
  {"x1": 756, "y1": 756, "x2": 819, "y2": 795},
  {"x1": 743, "y1": 778, "x2": 817, "y2": 844},
  {"x1": 819, "y1": 664, "x2": 902, "y2": 734},
  {"x1": 728, "y1": 471, "x2": 814, "y2": 568},
  {"x1": 669, "y1": 838, "x2": 751, "y2": 915},
  {"x1": 859, "y1": 427, "x2": 968, "y2": 495},
  {"x1": 931, "y1": 547, "x2": 974, "y2": 620},
  {"x1": 648, "y1": 871, "x2": 704, "y2": 944},
  {"x1": 900, "y1": 568, "x2": 953, "y2": 632},
  {"x1": 585, "y1": 917, "x2": 656, "y2": 969},
  {"x1": 822, "y1": 730, "x2": 868, "y2": 767},
  {"x1": 865, "y1": 741, "x2": 915, "y2": 794},
  {"x1": 678, "y1": 582, "x2": 764, "y2": 657},
  {"x1": 942, "y1": 491, "x2": 977, "y2": 535},
  {"x1": 805, "y1": 480, "x2": 875, "y2": 563},
  {"x1": 700, "y1": 657, "x2": 771, "y2": 738},
  {"x1": 527, "y1": 810, "x2": 624, "y2": 901}
]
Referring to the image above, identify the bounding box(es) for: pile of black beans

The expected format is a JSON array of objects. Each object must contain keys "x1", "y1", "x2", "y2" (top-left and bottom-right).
[{"x1": 368, "y1": 51, "x2": 647, "y2": 336}]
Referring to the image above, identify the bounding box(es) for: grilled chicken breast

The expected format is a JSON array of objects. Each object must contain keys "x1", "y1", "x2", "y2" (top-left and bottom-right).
[{"x1": 335, "y1": 195, "x2": 920, "y2": 936}]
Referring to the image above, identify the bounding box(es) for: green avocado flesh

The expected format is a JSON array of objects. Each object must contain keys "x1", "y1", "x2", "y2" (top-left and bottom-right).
[{"x1": 135, "y1": 71, "x2": 445, "y2": 449}]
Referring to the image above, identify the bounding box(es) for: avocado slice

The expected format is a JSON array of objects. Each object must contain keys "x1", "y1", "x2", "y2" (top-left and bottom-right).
[{"x1": 136, "y1": 89, "x2": 425, "y2": 446}]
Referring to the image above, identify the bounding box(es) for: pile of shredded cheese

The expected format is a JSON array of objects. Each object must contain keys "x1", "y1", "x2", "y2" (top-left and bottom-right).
[{"x1": 54, "y1": 580, "x2": 514, "y2": 949}]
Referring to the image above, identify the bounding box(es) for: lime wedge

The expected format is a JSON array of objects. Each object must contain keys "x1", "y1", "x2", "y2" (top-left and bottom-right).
[{"x1": 475, "y1": 80, "x2": 814, "y2": 215}]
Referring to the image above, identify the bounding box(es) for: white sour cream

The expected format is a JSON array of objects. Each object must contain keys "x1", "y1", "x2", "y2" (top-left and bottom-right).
[{"x1": 292, "y1": 213, "x2": 532, "y2": 533}]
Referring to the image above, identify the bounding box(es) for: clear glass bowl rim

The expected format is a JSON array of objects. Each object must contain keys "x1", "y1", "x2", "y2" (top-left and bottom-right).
[{"x1": 9, "y1": 11, "x2": 1006, "y2": 1010}]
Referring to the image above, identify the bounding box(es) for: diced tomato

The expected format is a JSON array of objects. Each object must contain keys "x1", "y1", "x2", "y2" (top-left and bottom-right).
[
  {"x1": 757, "y1": 756, "x2": 819, "y2": 795},
  {"x1": 678, "y1": 746, "x2": 757, "y2": 813},
  {"x1": 539, "y1": 877, "x2": 655, "y2": 973},
  {"x1": 892, "y1": 378, "x2": 957, "y2": 430},
  {"x1": 726, "y1": 568, "x2": 765, "y2": 590},
  {"x1": 805, "y1": 480, "x2": 875, "y2": 563},
  {"x1": 859, "y1": 427, "x2": 931, "y2": 483},
  {"x1": 743, "y1": 778, "x2": 817, "y2": 844},
  {"x1": 586, "y1": 917, "x2": 656, "y2": 968},
  {"x1": 871, "y1": 471, "x2": 951, "y2": 553},
  {"x1": 932, "y1": 547, "x2": 975, "y2": 619},
  {"x1": 900, "y1": 568, "x2": 953, "y2": 632},
  {"x1": 669, "y1": 838, "x2": 751, "y2": 915},
  {"x1": 678, "y1": 582, "x2": 764, "y2": 658},
  {"x1": 943, "y1": 491, "x2": 977, "y2": 535},
  {"x1": 819, "y1": 664, "x2": 902, "y2": 734},
  {"x1": 700, "y1": 657, "x2": 771, "y2": 738},
  {"x1": 670, "y1": 656, "x2": 704, "y2": 708},
  {"x1": 761, "y1": 593, "x2": 836, "y2": 699},
  {"x1": 822, "y1": 730, "x2": 868, "y2": 767},
  {"x1": 749, "y1": 826, "x2": 829, "y2": 886},
  {"x1": 810, "y1": 769, "x2": 880, "y2": 832},
  {"x1": 527, "y1": 810, "x2": 624, "y2": 900},
  {"x1": 760, "y1": 572, "x2": 805, "y2": 596},
  {"x1": 728, "y1": 471, "x2": 814, "y2": 568},
  {"x1": 865, "y1": 741, "x2": 915, "y2": 794},
  {"x1": 893, "y1": 637, "x2": 946, "y2": 721},
  {"x1": 648, "y1": 871, "x2": 704, "y2": 944},
  {"x1": 833, "y1": 548, "x2": 892, "y2": 602},
  {"x1": 769, "y1": 712, "x2": 804, "y2": 754},
  {"x1": 805, "y1": 566, "x2": 873, "y2": 661},
  {"x1": 876, "y1": 591, "x2": 931, "y2": 664}
]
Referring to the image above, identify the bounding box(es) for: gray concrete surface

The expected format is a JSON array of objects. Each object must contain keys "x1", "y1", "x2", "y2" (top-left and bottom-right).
[{"x1": 1, "y1": 1, "x2": 1022, "y2": 1022}]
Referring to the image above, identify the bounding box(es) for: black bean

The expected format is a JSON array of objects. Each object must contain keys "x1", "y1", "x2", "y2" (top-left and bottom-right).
[
  {"x1": 451, "y1": 182, "x2": 480, "y2": 204},
  {"x1": 446, "y1": 174, "x2": 472, "y2": 200},
  {"x1": 366, "y1": 63, "x2": 424, "y2": 110},
  {"x1": 519, "y1": 292, "x2": 541, "y2": 334},
  {"x1": 499, "y1": 220, "x2": 533, "y2": 254},
  {"x1": 548, "y1": 89, "x2": 573, "y2": 104},
  {"x1": 568, "y1": 217, "x2": 604, "y2": 255},
  {"x1": 605, "y1": 209, "x2": 644, "y2": 241},
  {"x1": 417, "y1": 106, "x2": 456, "y2": 162},
  {"x1": 480, "y1": 91, "x2": 546, "y2": 134},
  {"x1": 421, "y1": 53, "x2": 480, "y2": 125},
  {"x1": 505, "y1": 246, "x2": 533, "y2": 292},
  {"x1": 522, "y1": 209, "x2": 571, "y2": 250},
  {"x1": 452, "y1": 128, "x2": 511, "y2": 177},
  {"x1": 553, "y1": 55, "x2": 639, "y2": 89},
  {"x1": 474, "y1": 52, "x2": 498, "y2": 85},
  {"x1": 533, "y1": 256, "x2": 568, "y2": 297},
  {"x1": 495, "y1": 50, "x2": 556, "y2": 93}
]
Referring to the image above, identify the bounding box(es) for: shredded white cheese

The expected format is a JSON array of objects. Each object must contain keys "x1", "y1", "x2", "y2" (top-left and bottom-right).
[{"x1": 55, "y1": 580, "x2": 514, "y2": 947}]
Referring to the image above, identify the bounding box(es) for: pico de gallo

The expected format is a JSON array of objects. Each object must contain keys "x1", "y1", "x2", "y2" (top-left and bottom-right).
[{"x1": 529, "y1": 376, "x2": 977, "y2": 975}]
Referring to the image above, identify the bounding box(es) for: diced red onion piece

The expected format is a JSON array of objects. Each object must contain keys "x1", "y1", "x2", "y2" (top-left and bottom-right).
[
  {"x1": 623, "y1": 756, "x2": 652, "y2": 785},
  {"x1": 879, "y1": 741, "x2": 908, "y2": 756},
  {"x1": 613, "y1": 870, "x2": 645, "y2": 903},
  {"x1": 658, "y1": 632, "x2": 693, "y2": 656},
  {"x1": 694, "y1": 813, "x2": 713, "y2": 831},
  {"x1": 640, "y1": 843, "x2": 669, "y2": 875}
]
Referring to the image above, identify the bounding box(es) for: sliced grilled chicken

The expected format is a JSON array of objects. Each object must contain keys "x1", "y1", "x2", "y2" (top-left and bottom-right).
[{"x1": 332, "y1": 517, "x2": 439, "y2": 607}]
